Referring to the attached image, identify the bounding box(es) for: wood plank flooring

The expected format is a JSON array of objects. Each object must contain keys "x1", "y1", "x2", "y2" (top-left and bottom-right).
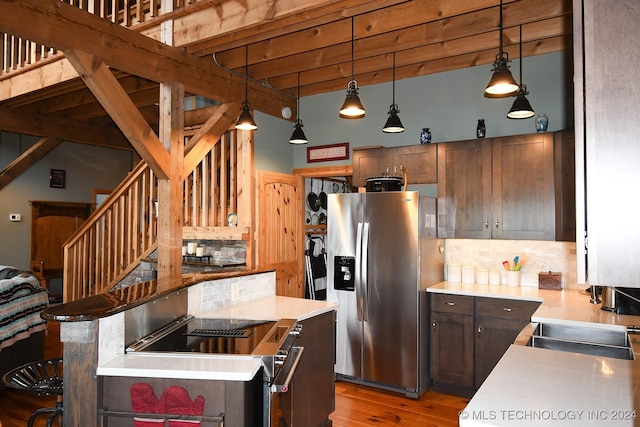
[{"x1": 0, "y1": 322, "x2": 468, "y2": 427}]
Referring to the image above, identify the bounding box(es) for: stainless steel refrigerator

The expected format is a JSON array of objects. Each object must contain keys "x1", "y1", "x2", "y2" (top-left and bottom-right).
[{"x1": 326, "y1": 191, "x2": 443, "y2": 397}]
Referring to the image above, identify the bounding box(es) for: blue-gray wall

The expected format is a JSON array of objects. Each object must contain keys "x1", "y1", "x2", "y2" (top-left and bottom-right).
[{"x1": 0, "y1": 51, "x2": 571, "y2": 275}]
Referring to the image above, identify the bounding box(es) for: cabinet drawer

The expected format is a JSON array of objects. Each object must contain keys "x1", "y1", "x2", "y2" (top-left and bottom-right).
[
  {"x1": 431, "y1": 293, "x2": 474, "y2": 315},
  {"x1": 474, "y1": 297, "x2": 540, "y2": 321}
]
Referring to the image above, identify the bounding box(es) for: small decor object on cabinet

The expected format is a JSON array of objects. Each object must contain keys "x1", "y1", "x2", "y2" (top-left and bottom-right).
[
  {"x1": 420, "y1": 128, "x2": 432, "y2": 144},
  {"x1": 535, "y1": 114, "x2": 549, "y2": 132},
  {"x1": 476, "y1": 119, "x2": 486, "y2": 138},
  {"x1": 49, "y1": 169, "x2": 65, "y2": 188}
]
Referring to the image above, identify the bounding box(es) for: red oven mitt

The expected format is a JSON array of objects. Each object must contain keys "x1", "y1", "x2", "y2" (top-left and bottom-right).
[
  {"x1": 130, "y1": 382, "x2": 164, "y2": 427},
  {"x1": 157, "y1": 385, "x2": 206, "y2": 427}
]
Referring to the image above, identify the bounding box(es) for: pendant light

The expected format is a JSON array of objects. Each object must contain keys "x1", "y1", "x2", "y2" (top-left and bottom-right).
[
  {"x1": 289, "y1": 72, "x2": 309, "y2": 144},
  {"x1": 339, "y1": 17, "x2": 365, "y2": 119},
  {"x1": 382, "y1": 52, "x2": 404, "y2": 133},
  {"x1": 235, "y1": 45, "x2": 258, "y2": 131},
  {"x1": 507, "y1": 26, "x2": 535, "y2": 119},
  {"x1": 484, "y1": 0, "x2": 518, "y2": 98}
]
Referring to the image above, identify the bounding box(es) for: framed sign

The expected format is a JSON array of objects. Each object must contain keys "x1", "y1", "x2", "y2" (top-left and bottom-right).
[
  {"x1": 50, "y1": 169, "x2": 66, "y2": 188},
  {"x1": 307, "y1": 142, "x2": 350, "y2": 163}
]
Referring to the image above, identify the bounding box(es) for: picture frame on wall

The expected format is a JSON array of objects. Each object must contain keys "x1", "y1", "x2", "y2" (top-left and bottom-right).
[{"x1": 50, "y1": 169, "x2": 66, "y2": 188}]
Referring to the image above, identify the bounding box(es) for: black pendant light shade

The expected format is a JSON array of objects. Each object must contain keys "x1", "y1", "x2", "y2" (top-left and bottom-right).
[
  {"x1": 484, "y1": 0, "x2": 518, "y2": 98},
  {"x1": 383, "y1": 52, "x2": 404, "y2": 133},
  {"x1": 339, "y1": 80, "x2": 366, "y2": 118},
  {"x1": 235, "y1": 46, "x2": 258, "y2": 131},
  {"x1": 507, "y1": 86, "x2": 535, "y2": 118},
  {"x1": 340, "y1": 17, "x2": 365, "y2": 119},
  {"x1": 290, "y1": 72, "x2": 308, "y2": 144},
  {"x1": 507, "y1": 26, "x2": 535, "y2": 119},
  {"x1": 236, "y1": 102, "x2": 258, "y2": 130}
]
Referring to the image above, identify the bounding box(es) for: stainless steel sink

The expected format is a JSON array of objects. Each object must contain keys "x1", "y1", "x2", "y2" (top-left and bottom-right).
[{"x1": 525, "y1": 322, "x2": 634, "y2": 360}]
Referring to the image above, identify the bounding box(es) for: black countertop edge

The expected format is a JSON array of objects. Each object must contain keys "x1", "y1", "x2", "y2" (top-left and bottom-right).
[{"x1": 42, "y1": 268, "x2": 271, "y2": 322}]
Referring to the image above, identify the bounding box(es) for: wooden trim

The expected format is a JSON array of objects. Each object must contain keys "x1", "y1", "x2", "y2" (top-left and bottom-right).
[{"x1": 293, "y1": 164, "x2": 353, "y2": 178}]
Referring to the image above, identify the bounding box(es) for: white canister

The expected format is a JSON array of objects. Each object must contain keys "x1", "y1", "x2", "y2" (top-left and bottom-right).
[
  {"x1": 447, "y1": 263, "x2": 462, "y2": 283},
  {"x1": 507, "y1": 270, "x2": 521, "y2": 287},
  {"x1": 462, "y1": 265, "x2": 475, "y2": 284},
  {"x1": 181, "y1": 246, "x2": 187, "y2": 256},
  {"x1": 196, "y1": 246, "x2": 205, "y2": 257},
  {"x1": 187, "y1": 242, "x2": 197, "y2": 255},
  {"x1": 476, "y1": 268, "x2": 489, "y2": 285},
  {"x1": 489, "y1": 270, "x2": 501, "y2": 286}
]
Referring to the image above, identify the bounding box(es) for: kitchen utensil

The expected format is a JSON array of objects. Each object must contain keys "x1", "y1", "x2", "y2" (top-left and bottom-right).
[
  {"x1": 502, "y1": 260, "x2": 511, "y2": 271},
  {"x1": 318, "y1": 212, "x2": 326, "y2": 224},
  {"x1": 319, "y1": 180, "x2": 327, "y2": 209},
  {"x1": 306, "y1": 179, "x2": 320, "y2": 212},
  {"x1": 305, "y1": 211, "x2": 311, "y2": 224},
  {"x1": 311, "y1": 213, "x2": 319, "y2": 225}
]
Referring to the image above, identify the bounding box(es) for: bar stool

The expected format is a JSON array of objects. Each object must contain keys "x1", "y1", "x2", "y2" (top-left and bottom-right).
[{"x1": 2, "y1": 357, "x2": 63, "y2": 427}]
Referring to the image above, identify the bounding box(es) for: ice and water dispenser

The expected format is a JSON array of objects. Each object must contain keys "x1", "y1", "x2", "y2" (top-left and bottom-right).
[{"x1": 333, "y1": 256, "x2": 355, "y2": 291}]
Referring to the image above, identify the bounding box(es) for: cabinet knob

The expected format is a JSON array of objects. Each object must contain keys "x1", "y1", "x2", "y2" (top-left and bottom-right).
[
  {"x1": 432, "y1": 320, "x2": 436, "y2": 330},
  {"x1": 495, "y1": 219, "x2": 499, "y2": 229},
  {"x1": 477, "y1": 325, "x2": 482, "y2": 333},
  {"x1": 445, "y1": 301, "x2": 455, "y2": 306},
  {"x1": 503, "y1": 307, "x2": 513, "y2": 312},
  {"x1": 485, "y1": 219, "x2": 489, "y2": 228}
]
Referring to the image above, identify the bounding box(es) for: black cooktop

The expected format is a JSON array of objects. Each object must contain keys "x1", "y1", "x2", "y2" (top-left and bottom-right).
[{"x1": 128, "y1": 318, "x2": 276, "y2": 355}]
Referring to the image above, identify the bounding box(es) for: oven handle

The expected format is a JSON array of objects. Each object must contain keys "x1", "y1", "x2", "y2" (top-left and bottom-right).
[{"x1": 270, "y1": 346, "x2": 304, "y2": 393}]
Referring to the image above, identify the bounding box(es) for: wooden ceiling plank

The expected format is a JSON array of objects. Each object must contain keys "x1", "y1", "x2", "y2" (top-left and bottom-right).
[
  {"x1": 0, "y1": 136, "x2": 63, "y2": 190},
  {"x1": 63, "y1": 48, "x2": 170, "y2": 180},
  {"x1": 0, "y1": 0, "x2": 296, "y2": 120}
]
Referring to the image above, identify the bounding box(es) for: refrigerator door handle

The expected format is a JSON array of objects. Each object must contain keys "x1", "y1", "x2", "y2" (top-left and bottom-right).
[
  {"x1": 355, "y1": 222, "x2": 364, "y2": 321},
  {"x1": 362, "y1": 222, "x2": 370, "y2": 321}
]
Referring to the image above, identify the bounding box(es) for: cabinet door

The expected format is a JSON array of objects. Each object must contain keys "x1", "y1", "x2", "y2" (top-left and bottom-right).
[
  {"x1": 291, "y1": 311, "x2": 336, "y2": 426},
  {"x1": 492, "y1": 133, "x2": 555, "y2": 240},
  {"x1": 437, "y1": 139, "x2": 492, "y2": 238},
  {"x1": 554, "y1": 129, "x2": 576, "y2": 242},
  {"x1": 430, "y1": 311, "x2": 474, "y2": 388},
  {"x1": 394, "y1": 144, "x2": 437, "y2": 184},
  {"x1": 352, "y1": 148, "x2": 392, "y2": 187},
  {"x1": 474, "y1": 316, "x2": 527, "y2": 387}
]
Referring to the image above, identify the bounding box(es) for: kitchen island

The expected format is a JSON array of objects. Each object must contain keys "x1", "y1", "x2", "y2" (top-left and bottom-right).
[
  {"x1": 43, "y1": 270, "x2": 338, "y2": 427},
  {"x1": 428, "y1": 282, "x2": 640, "y2": 426}
]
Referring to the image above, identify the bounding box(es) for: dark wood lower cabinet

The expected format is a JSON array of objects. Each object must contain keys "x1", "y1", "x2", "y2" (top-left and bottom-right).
[{"x1": 430, "y1": 293, "x2": 540, "y2": 397}]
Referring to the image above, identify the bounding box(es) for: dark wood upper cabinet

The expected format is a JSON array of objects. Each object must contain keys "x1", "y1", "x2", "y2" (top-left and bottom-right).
[
  {"x1": 437, "y1": 131, "x2": 574, "y2": 241},
  {"x1": 352, "y1": 144, "x2": 437, "y2": 187}
]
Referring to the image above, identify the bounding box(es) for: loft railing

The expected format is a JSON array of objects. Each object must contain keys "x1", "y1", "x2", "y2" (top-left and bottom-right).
[
  {"x1": 63, "y1": 129, "x2": 247, "y2": 302},
  {"x1": 1, "y1": 0, "x2": 200, "y2": 76}
]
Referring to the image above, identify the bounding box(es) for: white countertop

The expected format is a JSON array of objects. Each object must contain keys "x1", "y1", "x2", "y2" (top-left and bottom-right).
[
  {"x1": 97, "y1": 296, "x2": 338, "y2": 381},
  {"x1": 428, "y1": 282, "x2": 640, "y2": 426}
]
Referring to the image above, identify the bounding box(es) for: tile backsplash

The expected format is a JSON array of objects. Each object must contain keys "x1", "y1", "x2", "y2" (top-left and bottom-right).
[{"x1": 444, "y1": 239, "x2": 579, "y2": 289}]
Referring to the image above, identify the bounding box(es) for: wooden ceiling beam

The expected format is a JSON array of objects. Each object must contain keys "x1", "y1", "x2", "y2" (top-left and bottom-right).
[
  {"x1": 0, "y1": 137, "x2": 63, "y2": 190},
  {"x1": 0, "y1": 106, "x2": 130, "y2": 148},
  {"x1": 0, "y1": 0, "x2": 296, "y2": 120},
  {"x1": 64, "y1": 49, "x2": 170, "y2": 179}
]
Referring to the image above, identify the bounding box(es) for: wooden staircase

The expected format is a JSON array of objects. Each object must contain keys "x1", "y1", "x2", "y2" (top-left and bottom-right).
[{"x1": 63, "y1": 129, "x2": 253, "y2": 302}]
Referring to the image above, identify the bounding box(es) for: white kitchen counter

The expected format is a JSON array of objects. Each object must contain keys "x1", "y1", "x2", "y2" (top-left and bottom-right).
[
  {"x1": 97, "y1": 296, "x2": 338, "y2": 381},
  {"x1": 427, "y1": 282, "x2": 640, "y2": 426}
]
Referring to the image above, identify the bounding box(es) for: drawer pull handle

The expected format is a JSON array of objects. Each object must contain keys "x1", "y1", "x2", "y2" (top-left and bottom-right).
[
  {"x1": 503, "y1": 307, "x2": 513, "y2": 312},
  {"x1": 432, "y1": 321, "x2": 436, "y2": 330},
  {"x1": 446, "y1": 302, "x2": 456, "y2": 306},
  {"x1": 477, "y1": 325, "x2": 482, "y2": 333},
  {"x1": 485, "y1": 219, "x2": 489, "y2": 228}
]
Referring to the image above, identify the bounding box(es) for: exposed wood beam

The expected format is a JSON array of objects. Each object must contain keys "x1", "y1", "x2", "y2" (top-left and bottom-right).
[
  {"x1": 0, "y1": 136, "x2": 63, "y2": 190},
  {"x1": 0, "y1": 106, "x2": 130, "y2": 148},
  {"x1": 182, "y1": 102, "x2": 239, "y2": 179},
  {"x1": 64, "y1": 49, "x2": 170, "y2": 180},
  {"x1": 0, "y1": 0, "x2": 296, "y2": 120}
]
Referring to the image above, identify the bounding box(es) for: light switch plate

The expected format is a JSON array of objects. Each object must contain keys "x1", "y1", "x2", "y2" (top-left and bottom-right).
[{"x1": 9, "y1": 213, "x2": 21, "y2": 222}]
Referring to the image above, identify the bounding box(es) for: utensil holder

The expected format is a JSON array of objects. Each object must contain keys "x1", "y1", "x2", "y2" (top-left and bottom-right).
[{"x1": 507, "y1": 271, "x2": 521, "y2": 287}]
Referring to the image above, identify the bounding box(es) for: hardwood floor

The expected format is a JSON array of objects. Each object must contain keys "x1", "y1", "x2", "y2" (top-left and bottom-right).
[{"x1": 0, "y1": 321, "x2": 468, "y2": 426}]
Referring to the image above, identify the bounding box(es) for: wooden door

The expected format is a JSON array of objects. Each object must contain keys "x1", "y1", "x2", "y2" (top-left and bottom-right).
[
  {"x1": 492, "y1": 133, "x2": 555, "y2": 240},
  {"x1": 430, "y1": 311, "x2": 474, "y2": 388},
  {"x1": 394, "y1": 144, "x2": 437, "y2": 184},
  {"x1": 437, "y1": 139, "x2": 492, "y2": 238},
  {"x1": 257, "y1": 170, "x2": 304, "y2": 297}
]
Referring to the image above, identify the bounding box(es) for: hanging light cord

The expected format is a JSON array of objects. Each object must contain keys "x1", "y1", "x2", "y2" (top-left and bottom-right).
[
  {"x1": 392, "y1": 52, "x2": 396, "y2": 105},
  {"x1": 518, "y1": 25, "x2": 523, "y2": 85},
  {"x1": 350, "y1": 17, "x2": 355, "y2": 82},
  {"x1": 297, "y1": 72, "x2": 301, "y2": 117},
  {"x1": 244, "y1": 46, "x2": 249, "y2": 104},
  {"x1": 499, "y1": 0, "x2": 504, "y2": 56}
]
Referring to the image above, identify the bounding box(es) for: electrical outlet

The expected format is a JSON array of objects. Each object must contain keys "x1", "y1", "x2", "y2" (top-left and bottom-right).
[
  {"x1": 9, "y1": 213, "x2": 21, "y2": 222},
  {"x1": 231, "y1": 283, "x2": 240, "y2": 301}
]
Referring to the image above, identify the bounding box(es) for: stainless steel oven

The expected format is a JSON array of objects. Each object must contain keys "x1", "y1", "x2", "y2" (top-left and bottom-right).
[{"x1": 126, "y1": 315, "x2": 304, "y2": 427}]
